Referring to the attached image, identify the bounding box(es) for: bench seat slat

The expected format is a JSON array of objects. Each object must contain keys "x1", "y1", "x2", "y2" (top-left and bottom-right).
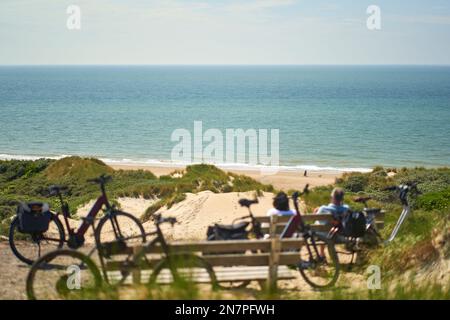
[{"x1": 106, "y1": 266, "x2": 296, "y2": 284}]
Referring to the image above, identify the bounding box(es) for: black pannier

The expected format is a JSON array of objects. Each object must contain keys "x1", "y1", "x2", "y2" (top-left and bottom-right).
[
  {"x1": 342, "y1": 211, "x2": 367, "y2": 238},
  {"x1": 17, "y1": 202, "x2": 52, "y2": 233},
  {"x1": 206, "y1": 222, "x2": 249, "y2": 241}
]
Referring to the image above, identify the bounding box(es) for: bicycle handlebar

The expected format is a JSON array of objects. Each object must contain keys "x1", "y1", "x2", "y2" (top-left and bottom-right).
[
  {"x1": 383, "y1": 182, "x2": 421, "y2": 205},
  {"x1": 48, "y1": 185, "x2": 68, "y2": 196},
  {"x1": 153, "y1": 214, "x2": 177, "y2": 226},
  {"x1": 292, "y1": 184, "x2": 309, "y2": 200},
  {"x1": 87, "y1": 174, "x2": 112, "y2": 185},
  {"x1": 383, "y1": 182, "x2": 419, "y2": 193}
]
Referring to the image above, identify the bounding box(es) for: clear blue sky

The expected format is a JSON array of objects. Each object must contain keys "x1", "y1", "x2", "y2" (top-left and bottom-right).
[{"x1": 1, "y1": 0, "x2": 450, "y2": 65}]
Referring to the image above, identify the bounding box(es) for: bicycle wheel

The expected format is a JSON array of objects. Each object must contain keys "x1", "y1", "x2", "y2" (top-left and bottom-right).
[
  {"x1": 9, "y1": 214, "x2": 65, "y2": 265},
  {"x1": 298, "y1": 232, "x2": 340, "y2": 289},
  {"x1": 26, "y1": 249, "x2": 103, "y2": 300},
  {"x1": 148, "y1": 254, "x2": 218, "y2": 298},
  {"x1": 363, "y1": 226, "x2": 382, "y2": 247},
  {"x1": 95, "y1": 210, "x2": 146, "y2": 256}
]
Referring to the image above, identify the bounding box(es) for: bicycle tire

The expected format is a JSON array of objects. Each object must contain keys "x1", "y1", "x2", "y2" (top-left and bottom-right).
[
  {"x1": 148, "y1": 254, "x2": 218, "y2": 293},
  {"x1": 9, "y1": 214, "x2": 65, "y2": 265},
  {"x1": 95, "y1": 210, "x2": 146, "y2": 256},
  {"x1": 298, "y1": 233, "x2": 340, "y2": 289},
  {"x1": 26, "y1": 249, "x2": 103, "y2": 300}
]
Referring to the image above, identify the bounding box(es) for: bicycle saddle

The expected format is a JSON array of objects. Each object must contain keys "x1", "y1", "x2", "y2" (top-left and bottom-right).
[
  {"x1": 354, "y1": 196, "x2": 372, "y2": 203},
  {"x1": 215, "y1": 221, "x2": 249, "y2": 231},
  {"x1": 49, "y1": 185, "x2": 68, "y2": 195},
  {"x1": 238, "y1": 198, "x2": 258, "y2": 208}
]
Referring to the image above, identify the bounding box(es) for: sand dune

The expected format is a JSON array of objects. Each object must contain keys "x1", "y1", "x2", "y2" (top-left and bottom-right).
[
  {"x1": 110, "y1": 164, "x2": 339, "y2": 190},
  {"x1": 143, "y1": 191, "x2": 307, "y2": 241}
]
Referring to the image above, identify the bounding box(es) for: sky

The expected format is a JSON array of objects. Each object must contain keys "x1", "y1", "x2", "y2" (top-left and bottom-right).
[{"x1": 1, "y1": 0, "x2": 450, "y2": 65}]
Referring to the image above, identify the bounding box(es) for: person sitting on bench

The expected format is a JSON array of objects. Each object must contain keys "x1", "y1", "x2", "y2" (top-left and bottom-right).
[
  {"x1": 314, "y1": 187, "x2": 350, "y2": 255},
  {"x1": 267, "y1": 192, "x2": 296, "y2": 216},
  {"x1": 314, "y1": 187, "x2": 349, "y2": 219}
]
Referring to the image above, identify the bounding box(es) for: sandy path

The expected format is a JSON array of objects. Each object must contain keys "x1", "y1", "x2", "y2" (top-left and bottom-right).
[
  {"x1": 0, "y1": 241, "x2": 30, "y2": 300},
  {"x1": 147, "y1": 191, "x2": 294, "y2": 240}
]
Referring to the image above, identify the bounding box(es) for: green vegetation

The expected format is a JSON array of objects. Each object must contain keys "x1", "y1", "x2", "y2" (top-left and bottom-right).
[
  {"x1": 322, "y1": 278, "x2": 449, "y2": 300},
  {"x1": 0, "y1": 157, "x2": 273, "y2": 236},
  {"x1": 1, "y1": 158, "x2": 448, "y2": 299},
  {"x1": 303, "y1": 167, "x2": 450, "y2": 285}
]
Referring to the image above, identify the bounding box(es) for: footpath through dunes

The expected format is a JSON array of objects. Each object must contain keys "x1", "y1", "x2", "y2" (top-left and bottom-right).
[{"x1": 143, "y1": 191, "x2": 280, "y2": 241}]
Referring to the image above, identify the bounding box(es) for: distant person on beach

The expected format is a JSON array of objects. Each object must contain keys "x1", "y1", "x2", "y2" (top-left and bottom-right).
[
  {"x1": 304, "y1": 170, "x2": 307, "y2": 177},
  {"x1": 266, "y1": 192, "x2": 296, "y2": 216}
]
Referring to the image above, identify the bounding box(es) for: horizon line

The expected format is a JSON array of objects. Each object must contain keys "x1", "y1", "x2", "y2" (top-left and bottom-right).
[{"x1": 1, "y1": 63, "x2": 450, "y2": 67}]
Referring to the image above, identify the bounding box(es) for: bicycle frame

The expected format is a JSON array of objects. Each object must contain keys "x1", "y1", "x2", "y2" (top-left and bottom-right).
[
  {"x1": 57, "y1": 187, "x2": 112, "y2": 248},
  {"x1": 280, "y1": 201, "x2": 306, "y2": 238},
  {"x1": 96, "y1": 218, "x2": 171, "y2": 284},
  {"x1": 386, "y1": 202, "x2": 410, "y2": 243},
  {"x1": 231, "y1": 208, "x2": 263, "y2": 239},
  {"x1": 280, "y1": 192, "x2": 324, "y2": 260}
]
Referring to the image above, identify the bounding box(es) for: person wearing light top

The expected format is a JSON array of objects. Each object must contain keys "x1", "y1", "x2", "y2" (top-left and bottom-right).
[
  {"x1": 314, "y1": 187, "x2": 349, "y2": 220},
  {"x1": 314, "y1": 187, "x2": 350, "y2": 255},
  {"x1": 266, "y1": 192, "x2": 296, "y2": 216}
]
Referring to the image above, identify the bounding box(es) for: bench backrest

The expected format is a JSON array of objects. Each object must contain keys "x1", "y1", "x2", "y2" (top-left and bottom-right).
[{"x1": 255, "y1": 211, "x2": 385, "y2": 235}]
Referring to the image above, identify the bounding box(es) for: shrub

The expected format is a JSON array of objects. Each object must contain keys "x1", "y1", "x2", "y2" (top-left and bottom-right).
[
  {"x1": 417, "y1": 188, "x2": 450, "y2": 211},
  {"x1": 340, "y1": 173, "x2": 369, "y2": 192}
]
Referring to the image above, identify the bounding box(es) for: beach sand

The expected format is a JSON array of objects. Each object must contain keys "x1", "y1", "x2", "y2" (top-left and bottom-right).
[{"x1": 109, "y1": 163, "x2": 339, "y2": 190}]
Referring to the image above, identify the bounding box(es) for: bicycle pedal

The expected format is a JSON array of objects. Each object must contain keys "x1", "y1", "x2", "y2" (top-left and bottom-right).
[{"x1": 297, "y1": 261, "x2": 312, "y2": 270}]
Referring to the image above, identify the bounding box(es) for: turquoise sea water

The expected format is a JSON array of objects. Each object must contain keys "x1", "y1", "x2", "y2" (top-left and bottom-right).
[{"x1": 0, "y1": 66, "x2": 449, "y2": 171}]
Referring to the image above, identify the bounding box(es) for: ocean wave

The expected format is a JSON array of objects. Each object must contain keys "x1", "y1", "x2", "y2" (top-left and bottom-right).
[{"x1": 0, "y1": 153, "x2": 373, "y2": 173}]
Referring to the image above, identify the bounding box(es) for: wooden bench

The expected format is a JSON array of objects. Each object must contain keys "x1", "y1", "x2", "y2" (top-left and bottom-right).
[
  {"x1": 105, "y1": 211, "x2": 385, "y2": 291},
  {"x1": 255, "y1": 213, "x2": 385, "y2": 235}
]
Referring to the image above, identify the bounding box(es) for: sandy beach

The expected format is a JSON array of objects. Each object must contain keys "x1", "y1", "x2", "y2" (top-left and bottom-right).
[{"x1": 109, "y1": 163, "x2": 340, "y2": 191}]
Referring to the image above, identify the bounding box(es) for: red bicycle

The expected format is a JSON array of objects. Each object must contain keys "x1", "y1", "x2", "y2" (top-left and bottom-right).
[{"x1": 9, "y1": 175, "x2": 146, "y2": 265}]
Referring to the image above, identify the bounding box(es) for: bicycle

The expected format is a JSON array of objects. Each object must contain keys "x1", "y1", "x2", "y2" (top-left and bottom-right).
[
  {"x1": 281, "y1": 185, "x2": 340, "y2": 289},
  {"x1": 383, "y1": 182, "x2": 420, "y2": 243},
  {"x1": 26, "y1": 213, "x2": 217, "y2": 300},
  {"x1": 327, "y1": 182, "x2": 420, "y2": 265},
  {"x1": 207, "y1": 198, "x2": 263, "y2": 241},
  {"x1": 9, "y1": 174, "x2": 146, "y2": 265},
  {"x1": 205, "y1": 197, "x2": 262, "y2": 289}
]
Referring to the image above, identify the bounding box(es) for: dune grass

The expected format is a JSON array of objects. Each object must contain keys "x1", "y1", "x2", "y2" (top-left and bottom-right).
[{"x1": 0, "y1": 157, "x2": 273, "y2": 235}]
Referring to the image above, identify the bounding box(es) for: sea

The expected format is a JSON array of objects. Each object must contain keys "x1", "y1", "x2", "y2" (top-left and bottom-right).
[{"x1": 1, "y1": 65, "x2": 449, "y2": 172}]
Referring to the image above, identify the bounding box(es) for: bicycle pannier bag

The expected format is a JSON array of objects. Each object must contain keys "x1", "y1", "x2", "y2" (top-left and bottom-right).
[
  {"x1": 342, "y1": 211, "x2": 366, "y2": 238},
  {"x1": 17, "y1": 202, "x2": 52, "y2": 233}
]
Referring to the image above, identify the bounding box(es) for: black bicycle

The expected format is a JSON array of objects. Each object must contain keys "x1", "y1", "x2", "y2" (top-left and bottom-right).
[
  {"x1": 26, "y1": 213, "x2": 217, "y2": 300},
  {"x1": 281, "y1": 186, "x2": 340, "y2": 289},
  {"x1": 205, "y1": 197, "x2": 263, "y2": 289},
  {"x1": 207, "y1": 197, "x2": 263, "y2": 241},
  {"x1": 9, "y1": 174, "x2": 146, "y2": 265},
  {"x1": 326, "y1": 182, "x2": 421, "y2": 265}
]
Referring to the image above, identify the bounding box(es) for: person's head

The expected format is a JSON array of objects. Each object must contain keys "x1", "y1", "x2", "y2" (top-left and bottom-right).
[
  {"x1": 330, "y1": 188, "x2": 345, "y2": 205},
  {"x1": 273, "y1": 192, "x2": 290, "y2": 211}
]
